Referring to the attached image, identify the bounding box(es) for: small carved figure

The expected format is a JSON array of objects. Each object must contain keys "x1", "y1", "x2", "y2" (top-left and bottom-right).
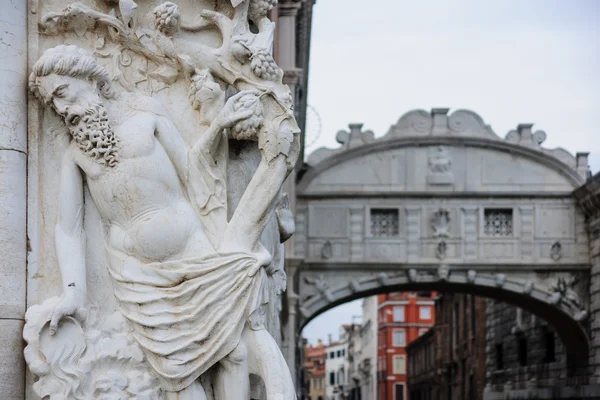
[
  {"x1": 550, "y1": 276, "x2": 584, "y2": 310},
  {"x1": 432, "y1": 208, "x2": 451, "y2": 238},
  {"x1": 436, "y1": 240, "x2": 448, "y2": 260},
  {"x1": 467, "y1": 270, "x2": 477, "y2": 283},
  {"x1": 408, "y1": 269, "x2": 419, "y2": 282},
  {"x1": 437, "y1": 264, "x2": 450, "y2": 281},
  {"x1": 429, "y1": 146, "x2": 452, "y2": 174},
  {"x1": 321, "y1": 240, "x2": 333, "y2": 259},
  {"x1": 303, "y1": 275, "x2": 333, "y2": 302}
]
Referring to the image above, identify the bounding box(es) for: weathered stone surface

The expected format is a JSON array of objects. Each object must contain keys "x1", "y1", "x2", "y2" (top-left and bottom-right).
[
  {"x1": 0, "y1": 320, "x2": 25, "y2": 399},
  {"x1": 0, "y1": 0, "x2": 27, "y2": 152},
  {"x1": 0, "y1": 151, "x2": 27, "y2": 319},
  {"x1": 23, "y1": 0, "x2": 300, "y2": 398}
]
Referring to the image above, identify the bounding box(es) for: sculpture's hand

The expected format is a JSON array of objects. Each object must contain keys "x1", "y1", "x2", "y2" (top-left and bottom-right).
[
  {"x1": 49, "y1": 289, "x2": 87, "y2": 336},
  {"x1": 217, "y1": 90, "x2": 261, "y2": 129}
]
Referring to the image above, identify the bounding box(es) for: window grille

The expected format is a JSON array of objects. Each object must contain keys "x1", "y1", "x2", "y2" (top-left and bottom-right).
[
  {"x1": 370, "y1": 208, "x2": 399, "y2": 237},
  {"x1": 484, "y1": 209, "x2": 513, "y2": 236}
]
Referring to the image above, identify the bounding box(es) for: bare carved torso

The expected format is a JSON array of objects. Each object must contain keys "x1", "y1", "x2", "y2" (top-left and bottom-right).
[{"x1": 72, "y1": 112, "x2": 215, "y2": 263}]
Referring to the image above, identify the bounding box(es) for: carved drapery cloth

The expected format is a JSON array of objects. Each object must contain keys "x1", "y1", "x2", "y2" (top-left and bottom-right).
[{"x1": 106, "y1": 246, "x2": 269, "y2": 391}]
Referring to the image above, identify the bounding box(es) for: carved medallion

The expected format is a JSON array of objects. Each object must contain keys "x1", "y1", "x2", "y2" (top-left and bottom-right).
[
  {"x1": 550, "y1": 241, "x2": 562, "y2": 261},
  {"x1": 427, "y1": 146, "x2": 454, "y2": 185}
]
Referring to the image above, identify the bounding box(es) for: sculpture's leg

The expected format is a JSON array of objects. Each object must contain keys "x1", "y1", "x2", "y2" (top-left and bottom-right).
[
  {"x1": 215, "y1": 339, "x2": 250, "y2": 399},
  {"x1": 244, "y1": 326, "x2": 296, "y2": 399},
  {"x1": 165, "y1": 380, "x2": 207, "y2": 400}
]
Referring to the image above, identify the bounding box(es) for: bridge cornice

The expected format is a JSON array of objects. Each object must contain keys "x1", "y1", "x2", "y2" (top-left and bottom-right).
[
  {"x1": 295, "y1": 266, "x2": 590, "y2": 365},
  {"x1": 298, "y1": 136, "x2": 585, "y2": 194}
]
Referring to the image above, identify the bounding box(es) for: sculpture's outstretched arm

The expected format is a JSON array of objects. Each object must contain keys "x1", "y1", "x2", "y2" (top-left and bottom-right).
[
  {"x1": 220, "y1": 154, "x2": 288, "y2": 253},
  {"x1": 50, "y1": 148, "x2": 88, "y2": 335}
]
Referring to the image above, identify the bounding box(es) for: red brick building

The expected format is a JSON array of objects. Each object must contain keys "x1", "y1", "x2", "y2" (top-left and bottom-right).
[
  {"x1": 406, "y1": 293, "x2": 487, "y2": 400},
  {"x1": 377, "y1": 292, "x2": 436, "y2": 400}
]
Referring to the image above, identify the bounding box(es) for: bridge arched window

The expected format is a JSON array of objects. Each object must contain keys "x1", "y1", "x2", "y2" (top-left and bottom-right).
[
  {"x1": 483, "y1": 208, "x2": 513, "y2": 236},
  {"x1": 370, "y1": 208, "x2": 399, "y2": 237}
]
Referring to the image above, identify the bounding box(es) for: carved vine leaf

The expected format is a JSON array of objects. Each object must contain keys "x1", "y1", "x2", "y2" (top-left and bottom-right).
[{"x1": 40, "y1": 2, "x2": 181, "y2": 90}]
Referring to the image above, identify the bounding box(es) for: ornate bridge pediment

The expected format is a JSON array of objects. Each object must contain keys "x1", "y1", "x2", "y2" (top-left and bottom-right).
[{"x1": 299, "y1": 109, "x2": 589, "y2": 196}]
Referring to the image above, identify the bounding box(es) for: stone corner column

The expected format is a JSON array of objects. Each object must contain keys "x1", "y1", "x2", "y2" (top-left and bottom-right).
[
  {"x1": 0, "y1": 0, "x2": 28, "y2": 399},
  {"x1": 573, "y1": 178, "x2": 600, "y2": 384}
]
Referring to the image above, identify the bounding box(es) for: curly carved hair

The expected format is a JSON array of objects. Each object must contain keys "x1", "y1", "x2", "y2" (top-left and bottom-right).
[{"x1": 29, "y1": 45, "x2": 114, "y2": 103}]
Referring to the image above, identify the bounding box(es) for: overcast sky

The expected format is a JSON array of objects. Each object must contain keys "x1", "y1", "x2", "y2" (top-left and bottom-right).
[{"x1": 301, "y1": 0, "x2": 600, "y2": 345}]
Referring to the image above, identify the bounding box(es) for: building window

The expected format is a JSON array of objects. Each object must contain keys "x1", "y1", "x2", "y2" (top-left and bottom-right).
[
  {"x1": 518, "y1": 337, "x2": 528, "y2": 366},
  {"x1": 330, "y1": 351, "x2": 335, "y2": 359},
  {"x1": 469, "y1": 373, "x2": 475, "y2": 400},
  {"x1": 544, "y1": 330, "x2": 556, "y2": 363},
  {"x1": 471, "y1": 295, "x2": 476, "y2": 337},
  {"x1": 394, "y1": 383, "x2": 405, "y2": 400},
  {"x1": 393, "y1": 329, "x2": 406, "y2": 347},
  {"x1": 329, "y1": 371, "x2": 335, "y2": 385},
  {"x1": 452, "y1": 302, "x2": 458, "y2": 351},
  {"x1": 463, "y1": 298, "x2": 468, "y2": 341},
  {"x1": 393, "y1": 355, "x2": 406, "y2": 374},
  {"x1": 484, "y1": 208, "x2": 513, "y2": 236},
  {"x1": 495, "y1": 343, "x2": 504, "y2": 370},
  {"x1": 419, "y1": 306, "x2": 431, "y2": 320},
  {"x1": 370, "y1": 208, "x2": 399, "y2": 237},
  {"x1": 337, "y1": 350, "x2": 341, "y2": 358},
  {"x1": 393, "y1": 306, "x2": 405, "y2": 322}
]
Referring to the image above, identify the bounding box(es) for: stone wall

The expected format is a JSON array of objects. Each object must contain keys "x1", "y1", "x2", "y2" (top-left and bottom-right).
[
  {"x1": 574, "y1": 173, "x2": 600, "y2": 384},
  {"x1": 484, "y1": 300, "x2": 567, "y2": 395},
  {"x1": 0, "y1": 1, "x2": 28, "y2": 398}
]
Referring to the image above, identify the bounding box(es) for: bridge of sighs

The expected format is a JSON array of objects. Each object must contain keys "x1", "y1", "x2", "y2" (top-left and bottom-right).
[{"x1": 283, "y1": 108, "x2": 594, "y2": 382}]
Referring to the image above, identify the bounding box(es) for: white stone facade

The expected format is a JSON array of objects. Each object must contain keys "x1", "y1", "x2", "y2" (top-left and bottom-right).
[
  {"x1": 346, "y1": 296, "x2": 378, "y2": 400},
  {"x1": 0, "y1": 0, "x2": 308, "y2": 398},
  {"x1": 325, "y1": 338, "x2": 348, "y2": 399}
]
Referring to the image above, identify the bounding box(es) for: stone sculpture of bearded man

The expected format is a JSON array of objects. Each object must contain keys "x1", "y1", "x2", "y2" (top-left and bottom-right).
[{"x1": 27, "y1": 45, "x2": 296, "y2": 399}]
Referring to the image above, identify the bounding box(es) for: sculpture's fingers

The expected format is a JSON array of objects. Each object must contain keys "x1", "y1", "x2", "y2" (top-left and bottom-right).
[{"x1": 48, "y1": 310, "x2": 62, "y2": 336}]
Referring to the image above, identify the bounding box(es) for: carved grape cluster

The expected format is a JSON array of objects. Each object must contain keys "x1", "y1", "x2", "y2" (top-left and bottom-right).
[
  {"x1": 250, "y1": 49, "x2": 282, "y2": 82},
  {"x1": 230, "y1": 92, "x2": 264, "y2": 141},
  {"x1": 153, "y1": 2, "x2": 181, "y2": 36},
  {"x1": 188, "y1": 72, "x2": 207, "y2": 111},
  {"x1": 249, "y1": 0, "x2": 278, "y2": 22}
]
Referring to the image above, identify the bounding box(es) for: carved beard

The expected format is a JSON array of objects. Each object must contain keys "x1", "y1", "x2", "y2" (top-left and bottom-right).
[{"x1": 67, "y1": 100, "x2": 120, "y2": 168}]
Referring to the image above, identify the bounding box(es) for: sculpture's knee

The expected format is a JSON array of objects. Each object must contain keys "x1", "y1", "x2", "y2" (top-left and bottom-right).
[{"x1": 222, "y1": 340, "x2": 248, "y2": 369}]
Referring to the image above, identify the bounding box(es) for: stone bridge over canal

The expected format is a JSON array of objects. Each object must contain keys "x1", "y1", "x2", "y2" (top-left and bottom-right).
[{"x1": 282, "y1": 108, "x2": 594, "y2": 380}]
